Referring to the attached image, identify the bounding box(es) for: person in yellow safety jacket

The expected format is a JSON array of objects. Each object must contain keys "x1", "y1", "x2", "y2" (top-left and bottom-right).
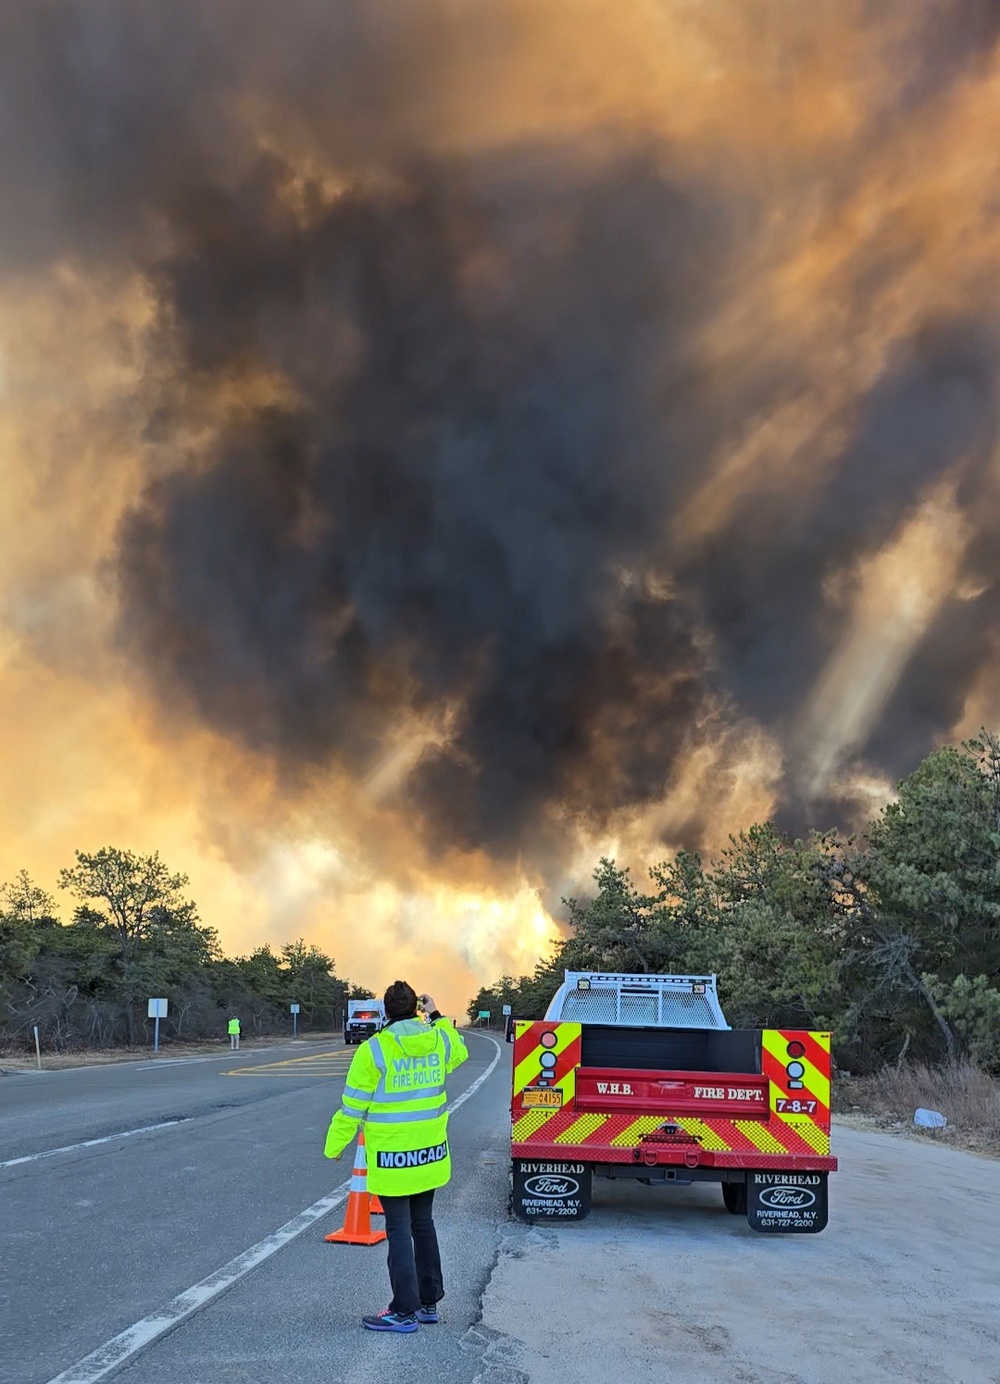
[
  {"x1": 227, "y1": 1016, "x2": 240, "y2": 1051},
  {"x1": 324, "y1": 979, "x2": 468, "y2": 1333}
]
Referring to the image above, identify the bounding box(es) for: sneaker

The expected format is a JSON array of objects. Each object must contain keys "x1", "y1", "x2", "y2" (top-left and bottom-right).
[
  {"x1": 415, "y1": 1305, "x2": 439, "y2": 1324},
  {"x1": 362, "y1": 1308, "x2": 418, "y2": 1333}
]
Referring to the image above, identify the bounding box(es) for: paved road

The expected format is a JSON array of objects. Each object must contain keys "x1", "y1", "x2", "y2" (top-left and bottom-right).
[
  {"x1": 5, "y1": 1045, "x2": 997, "y2": 1384},
  {"x1": 0, "y1": 1032, "x2": 509, "y2": 1384}
]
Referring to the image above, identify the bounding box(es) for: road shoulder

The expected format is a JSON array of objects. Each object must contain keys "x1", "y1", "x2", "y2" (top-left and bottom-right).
[{"x1": 475, "y1": 1125, "x2": 1000, "y2": 1384}]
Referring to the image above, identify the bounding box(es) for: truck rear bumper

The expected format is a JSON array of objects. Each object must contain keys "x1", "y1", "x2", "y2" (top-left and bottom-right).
[{"x1": 512, "y1": 1142, "x2": 837, "y2": 1173}]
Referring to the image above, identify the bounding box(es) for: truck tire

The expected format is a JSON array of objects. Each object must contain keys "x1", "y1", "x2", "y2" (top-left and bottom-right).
[{"x1": 722, "y1": 1181, "x2": 747, "y2": 1215}]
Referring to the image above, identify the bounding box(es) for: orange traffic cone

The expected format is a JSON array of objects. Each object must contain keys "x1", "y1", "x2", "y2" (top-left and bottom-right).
[
  {"x1": 325, "y1": 1130, "x2": 386, "y2": 1246},
  {"x1": 356, "y1": 1132, "x2": 383, "y2": 1215}
]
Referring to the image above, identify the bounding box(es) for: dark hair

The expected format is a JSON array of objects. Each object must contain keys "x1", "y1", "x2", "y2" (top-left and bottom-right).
[{"x1": 383, "y1": 980, "x2": 418, "y2": 1021}]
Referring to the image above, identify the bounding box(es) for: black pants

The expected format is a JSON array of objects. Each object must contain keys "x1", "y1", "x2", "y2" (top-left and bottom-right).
[{"x1": 380, "y1": 1189, "x2": 444, "y2": 1316}]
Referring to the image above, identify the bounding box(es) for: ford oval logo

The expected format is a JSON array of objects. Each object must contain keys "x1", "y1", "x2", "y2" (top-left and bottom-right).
[
  {"x1": 759, "y1": 1186, "x2": 816, "y2": 1209},
  {"x1": 523, "y1": 1175, "x2": 580, "y2": 1198}
]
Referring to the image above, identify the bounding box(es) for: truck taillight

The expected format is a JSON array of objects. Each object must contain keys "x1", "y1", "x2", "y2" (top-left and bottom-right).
[{"x1": 785, "y1": 1039, "x2": 807, "y2": 1089}]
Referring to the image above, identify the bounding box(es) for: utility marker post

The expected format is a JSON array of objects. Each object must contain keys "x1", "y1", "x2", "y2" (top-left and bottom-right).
[
  {"x1": 33, "y1": 1024, "x2": 41, "y2": 1070},
  {"x1": 148, "y1": 998, "x2": 168, "y2": 1054},
  {"x1": 290, "y1": 1002, "x2": 300, "y2": 1040}
]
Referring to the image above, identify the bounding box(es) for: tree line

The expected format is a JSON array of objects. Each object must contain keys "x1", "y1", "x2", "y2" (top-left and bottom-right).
[
  {"x1": 0, "y1": 847, "x2": 373, "y2": 1050},
  {"x1": 469, "y1": 735, "x2": 1000, "y2": 1073}
]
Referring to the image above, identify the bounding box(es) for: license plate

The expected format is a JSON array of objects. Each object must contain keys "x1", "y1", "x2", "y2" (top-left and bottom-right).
[{"x1": 522, "y1": 1087, "x2": 563, "y2": 1108}]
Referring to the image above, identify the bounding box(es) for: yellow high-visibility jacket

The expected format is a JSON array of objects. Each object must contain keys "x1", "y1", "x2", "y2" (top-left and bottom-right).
[
  {"x1": 324, "y1": 1017, "x2": 468, "y2": 1194},
  {"x1": 227, "y1": 1018, "x2": 240, "y2": 1035}
]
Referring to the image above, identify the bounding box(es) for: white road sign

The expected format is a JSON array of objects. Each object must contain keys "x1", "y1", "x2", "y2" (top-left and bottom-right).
[{"x1": 147, "y1": 998, "x2": 168, "y2": 1018}]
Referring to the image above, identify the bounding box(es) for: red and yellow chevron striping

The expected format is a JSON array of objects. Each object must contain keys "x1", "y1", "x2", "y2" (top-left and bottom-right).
[
  {"x1": 513, "y1": 1020, "x2": 582, "y2": 1108},
  {"x1": 512, "y1": 1109, "x2": 827, "y2": 1157},
  {"x1": 510, "y1": 1022, "x2": 835, "y2": 1169},
  {"x1": 761, "y1": 1029, "x2": 831, "y2": 1153}
]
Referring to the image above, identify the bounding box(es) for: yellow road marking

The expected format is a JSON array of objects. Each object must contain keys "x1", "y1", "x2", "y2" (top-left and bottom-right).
[{"x1": 223, "y1": 1050, "x2": 353, "y2": 1078}]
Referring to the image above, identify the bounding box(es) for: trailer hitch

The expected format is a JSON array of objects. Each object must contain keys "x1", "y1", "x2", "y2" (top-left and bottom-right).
[{"x1": 634, "y1": 1123, "x2": 703, "y2": 1169}]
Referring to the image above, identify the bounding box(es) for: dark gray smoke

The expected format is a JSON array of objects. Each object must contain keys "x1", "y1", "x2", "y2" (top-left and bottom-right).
[
  {"x1": 3, "y1": 1, "x2": 1000, "y2": 863},
  {"x1": 120, "y1": 151, "x2": 726, "y2": 853}
]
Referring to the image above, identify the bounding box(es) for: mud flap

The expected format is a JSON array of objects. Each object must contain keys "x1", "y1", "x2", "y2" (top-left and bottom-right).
[
  {"x1": 511, "y1": 1160, "x2": 592, "y2": 1222},
  {"x1": 747, "y1": 1170, "x2": 829, "y2": 1233}
]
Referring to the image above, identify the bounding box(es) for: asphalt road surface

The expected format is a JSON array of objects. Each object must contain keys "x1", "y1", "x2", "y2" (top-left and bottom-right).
[
  {"x1": 1, "y1": 1032, "x2": 508, "y2": 1384},
  {"x1": 4, "y1": 1039, "x2": 998, "y2": 1384}
]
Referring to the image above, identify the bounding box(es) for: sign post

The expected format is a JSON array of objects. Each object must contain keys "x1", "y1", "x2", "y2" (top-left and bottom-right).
[
  {"x1": 147, "y1": 998, "x2": 168, "y2": 1054},
  {"x1": 290, "y1": 1002, "x2": 300, "y2": 1040},
  {"x1": 477, "y1": 1009, "x2": 491, "y2": 1026},
  {"x1": 502, "y1": 1004, "x2": 512, "y2": 1016},
  {"x1": 33, "y1": 1024, "x2": 41, "y2": 1070}
]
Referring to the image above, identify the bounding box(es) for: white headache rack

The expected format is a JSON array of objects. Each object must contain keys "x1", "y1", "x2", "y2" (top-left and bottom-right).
[{"x1": 545, "y1": 972, "x2": 729, "y2": 1030}]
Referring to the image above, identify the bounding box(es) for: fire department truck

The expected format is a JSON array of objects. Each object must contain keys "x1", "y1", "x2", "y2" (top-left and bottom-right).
[
  {"x1": 510, "y1": 972, "x2": 836, "y2": 1233},
  {"x1": 344, "y1": 999, "x2": 386, "y2": 1046}
]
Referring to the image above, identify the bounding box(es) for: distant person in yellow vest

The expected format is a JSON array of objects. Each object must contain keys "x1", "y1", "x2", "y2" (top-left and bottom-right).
[
  {"x1": 324, "y1": 980, "x2": 468, "y2": 1333},
  {"x1": 228, "y1": 1016, "x2": 240, "y2": 1050}
]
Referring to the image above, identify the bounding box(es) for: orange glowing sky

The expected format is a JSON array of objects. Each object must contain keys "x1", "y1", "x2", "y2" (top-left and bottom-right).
[{"x1": 2, "y1": 2, "x2": 998, "y2": 1013}]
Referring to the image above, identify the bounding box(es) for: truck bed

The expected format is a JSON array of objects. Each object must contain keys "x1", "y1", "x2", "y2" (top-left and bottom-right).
[{"x1": 580, "y1": 1023, "x2": 761, "y2": 1074}]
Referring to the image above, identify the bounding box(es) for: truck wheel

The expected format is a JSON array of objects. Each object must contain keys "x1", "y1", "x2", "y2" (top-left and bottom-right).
[{"x1": 722, "y1": 1181, "x2": 747, "y2": 1215}]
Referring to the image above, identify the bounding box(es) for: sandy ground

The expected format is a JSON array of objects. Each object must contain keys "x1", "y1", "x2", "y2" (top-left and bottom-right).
[{"x1": 476, "y1": 1125, "x2": 1000, "y2": 1384}]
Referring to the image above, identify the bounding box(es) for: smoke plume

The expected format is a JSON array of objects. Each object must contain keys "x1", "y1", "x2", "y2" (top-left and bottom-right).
[{"x1": 2, "y1": 1, "x2": 999, "y2": 1002}]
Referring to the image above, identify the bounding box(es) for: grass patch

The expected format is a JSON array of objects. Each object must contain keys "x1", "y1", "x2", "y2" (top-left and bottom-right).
[{"x1": 835, "y1": 1060, "x2": 1000, "y2": 1156}]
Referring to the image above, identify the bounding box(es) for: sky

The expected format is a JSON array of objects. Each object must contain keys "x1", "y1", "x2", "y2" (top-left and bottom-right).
[{"x1": 1, "y1": 1, "x2": 998, "y2": 1013}]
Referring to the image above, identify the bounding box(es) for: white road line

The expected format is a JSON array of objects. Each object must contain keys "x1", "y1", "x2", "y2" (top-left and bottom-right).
[
  {"x1": 43, "y1": 1032, "x2": 504, "y2": 1384},
  {"x1": 130, "y1": 1059, "x2": 206, "y2": 1070},
  {"x1": 129, "y1": 1055, "x2": 253, "y2": 1069},
  {"x1": 44, "y1": 1181, "x2": 354, "y2": 1384},
  {"x1": 20, "y1": 1044, "x2": 306, "y2": 1075},
  {"x1": 449, "y1": 1032, "x2": 502, "y2": 1115},
  {"x1": 0, "y1": 1120, "x2": 185, "y2": 1171}
]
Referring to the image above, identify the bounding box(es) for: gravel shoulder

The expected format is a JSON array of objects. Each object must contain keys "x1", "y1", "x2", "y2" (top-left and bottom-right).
[{"x1": 476, "y1": 1125, "x2": 1000, "y2": 1384}]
